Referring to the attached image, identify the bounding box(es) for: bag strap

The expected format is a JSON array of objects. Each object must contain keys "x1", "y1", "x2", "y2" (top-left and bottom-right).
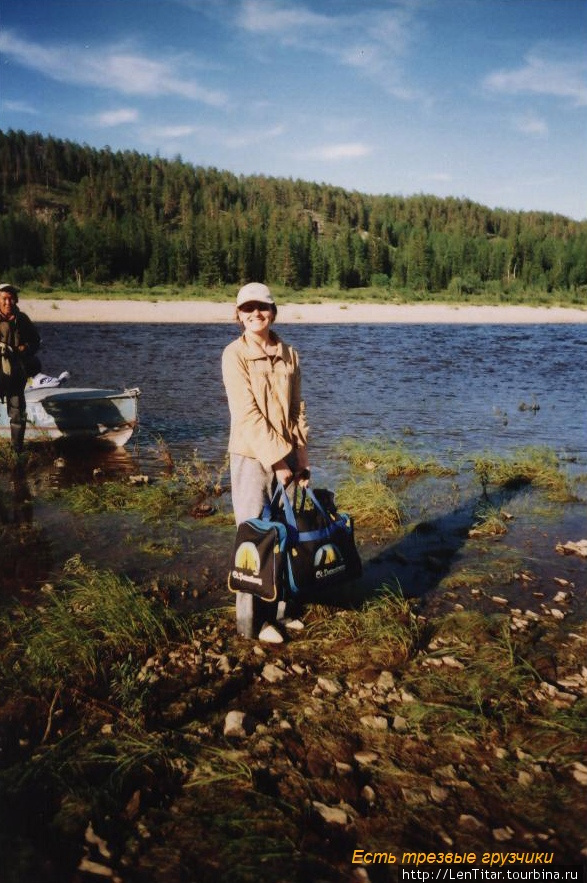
[
  {"x1": 299, "y1": 486, "x2": 331, "y2": 520},
  {"x1": 262, "y1": 484, "x2": 342, "y2": 541},
  {"x1": 262, "y1": 482, "x2": 298, "y2": 531}
]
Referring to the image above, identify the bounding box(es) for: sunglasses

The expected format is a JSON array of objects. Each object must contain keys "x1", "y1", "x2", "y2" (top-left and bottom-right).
[{"x1": 238, "y1": 302, "x2": 272, "y2": 313}]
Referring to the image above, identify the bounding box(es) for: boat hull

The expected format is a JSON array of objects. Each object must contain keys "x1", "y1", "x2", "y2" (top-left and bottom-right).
[{"x1": 0, "y1": 387, "x2": 140, "y2": 447}]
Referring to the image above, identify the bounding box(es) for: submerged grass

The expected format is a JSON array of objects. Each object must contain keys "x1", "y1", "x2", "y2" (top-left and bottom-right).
[
  {"x1": 46, "y1": 477, "x2": 180, "y2": 518},
  {"x1": 473, "y1": 446, "x2": 577, "y2": 502},
  {"x1": 43, "y1": 449, "x2": 230, "y2": 522},
  {"x1": 2, "y1": 437, "x2": 587, "y2": 875},
  {"x1": 337, "y1": 437, "x2": 454, "y2": 478},
  {"x1": 336, "y1": 476, "x2": 405, "y2": 531},
  {"x1": 469, "y1": 502, "x2": 510, "y2": 536}
]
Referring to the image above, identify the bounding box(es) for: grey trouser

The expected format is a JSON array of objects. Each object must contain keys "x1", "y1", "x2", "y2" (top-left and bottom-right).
[{"x1": 230, "y1": 453, "x2": 275, "y2": 526}]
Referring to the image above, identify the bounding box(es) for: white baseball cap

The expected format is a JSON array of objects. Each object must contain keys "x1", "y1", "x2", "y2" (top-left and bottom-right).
[{"x1": 236, "y1": 282, "x2": 275, "y2": 308}]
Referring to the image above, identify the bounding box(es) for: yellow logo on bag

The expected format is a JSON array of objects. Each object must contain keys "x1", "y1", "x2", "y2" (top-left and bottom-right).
[
  {"x1": 313, "y1": 543, "x2": 346, "y2": 579},
  {"x1": 314, "y1": 543, "x2": 339, "y2": 566},
  {"x1": 234, "y1": 541, "x2": 261, "y2": 575}
]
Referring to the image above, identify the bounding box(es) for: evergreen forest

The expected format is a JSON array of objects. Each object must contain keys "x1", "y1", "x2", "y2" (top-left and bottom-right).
[{"x1": 1, "y1": 129, "x2": 586, "y2": 300}]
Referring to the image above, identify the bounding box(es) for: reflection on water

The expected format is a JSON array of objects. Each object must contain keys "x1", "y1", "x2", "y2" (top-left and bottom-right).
[
  {"x1": 0, "y1": 470, "x2": 53, "y2": 595},
  {"x1": 39, "y1": 445, "x2": 142, "y2": 490},
  {"x1": 36, "y1": 322, "x2": 587, "y2": 487}
]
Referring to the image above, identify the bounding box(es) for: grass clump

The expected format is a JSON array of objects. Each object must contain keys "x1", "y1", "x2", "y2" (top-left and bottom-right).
[
  {"x1": 0, "y1": 440, "x2": 20, "y2": 470},
  {"x1": 469, "y1": 502, "x2": 510, "y2": 537},
  {"x1": 336, "y1": 476, "x2": 405, "y2": 531},
  {"x1": 45, "y1": 449, "x2": 228, "y2": 521},
  {"x1": 473, "y1": 446, "x2": 577, "y2": 502},
  {"x1": 401, "y1": 612, "x2": 537, "y2": 737},
  {"x1": 303, "y1": 585, "x2": 420, "y2": 668},
  {"x1": 338, "y1": 437, "x2": 453, "y2": 478},
  {"x1": 47, "y1": 478, "x2": 179, "y2": 518},
  {"x1": 171, "y1": 448, "x2": 228, "y2": 497},
  {"x1": 1, "y1": 555, "x2": 189, "y2": 688}
]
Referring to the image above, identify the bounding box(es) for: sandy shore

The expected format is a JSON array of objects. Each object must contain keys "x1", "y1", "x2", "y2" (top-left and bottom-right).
[{"x1": 24, "y1": 298, "x2": 587, "y2": 324}]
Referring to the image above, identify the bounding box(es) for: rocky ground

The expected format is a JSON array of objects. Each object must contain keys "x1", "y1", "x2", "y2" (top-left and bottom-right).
[{"x1": 2, "y1": 570, "x2": 586, "y2": 883}]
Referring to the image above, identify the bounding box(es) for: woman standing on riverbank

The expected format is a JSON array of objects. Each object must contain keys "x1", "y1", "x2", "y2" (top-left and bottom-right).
[{"x1": 222, "y1": 282, "x2": 310, "y2": 641}]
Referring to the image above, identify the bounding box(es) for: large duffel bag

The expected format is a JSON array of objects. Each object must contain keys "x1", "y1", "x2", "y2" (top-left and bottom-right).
[
  {"x1": 283, "y1": 486, "x2": 362, "y2": 597},
  {"x1": 228, "y1": 484, "x2": 361, "y2": 603}
]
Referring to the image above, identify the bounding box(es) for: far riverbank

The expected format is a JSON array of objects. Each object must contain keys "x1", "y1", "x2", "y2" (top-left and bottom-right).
[{"x1": 24, "y1": 299, "x2": 587, "y2": 324}]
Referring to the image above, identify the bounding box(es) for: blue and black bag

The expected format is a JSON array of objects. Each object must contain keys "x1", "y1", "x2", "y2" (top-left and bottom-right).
[
  {"x1": 228, "y1": 484, "x2": 361, "y2": 603},
  {"x1": 228, "y1": 507, "x2": 289, "y2": 602},
  {"x1": 280, "y1": 486, "x2": 362, "y2": 597}
]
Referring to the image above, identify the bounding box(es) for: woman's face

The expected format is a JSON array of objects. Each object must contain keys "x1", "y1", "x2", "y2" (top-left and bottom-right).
[{"x1": 237, "y1": 301, "x2": 274, "y2": 335}]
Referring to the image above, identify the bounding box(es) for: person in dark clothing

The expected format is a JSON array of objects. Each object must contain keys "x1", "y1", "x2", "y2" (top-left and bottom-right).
[{"x1": 0, "y1": 283, "x2": 41, "y2": 453}]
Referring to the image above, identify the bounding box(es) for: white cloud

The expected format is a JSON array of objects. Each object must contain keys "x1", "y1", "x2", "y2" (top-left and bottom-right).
[
  {"x1": 238, "y1": 0, "x2": 330, "y2": 34},
  {"x1": 91, "y1": 108, "x2": 140, "y2": 127},
  {"x1": 145, "y1": 125, "x2": 199, "y2": 140},
  {"x1": 2, "y1": 99, "x2": 38, "y2": 114},
  {"x1": 484, "y1": 52, "x2": 587, "y2": 107},
  {"x1": 513, "y1": 112, "x2": 548, "y2": 137},
  {"x1": 298, "y1": 142, "x2": 373, "y2": 161},
  {"x1": 142, "y1": 121, "x2": 285, "y2": 149},
  {"x1": 0, "y1": 29, "x2": 228, "y2": 106},
  {"x1": 235, "y1": 0, "x2": 419, "y2": 101}
]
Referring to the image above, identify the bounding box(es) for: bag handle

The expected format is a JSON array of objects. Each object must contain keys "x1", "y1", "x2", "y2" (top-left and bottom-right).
[
  {"x1": 263, "y1": 483, "x2": 337, "y2": 531},
  {"x1": 297, "y1": 486, "x2": 333, "y2": 521},
  {"x1": 262, "y1": 482, "x2": 298, "y2": 531}
]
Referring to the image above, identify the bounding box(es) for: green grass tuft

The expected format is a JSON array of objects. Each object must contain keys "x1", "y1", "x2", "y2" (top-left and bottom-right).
[
  {"x1": 336, "y1": 476, "x2": 405, "y2": 531},
  {"x1": 2, "y1": 556, "x2": 189, "y2": 688},
  {"x1": 473, "y1": 446, "x2": 577, "y2": 502},
  {"x1": 337, "y1": 437, "x2": 454, "y2": 478}
]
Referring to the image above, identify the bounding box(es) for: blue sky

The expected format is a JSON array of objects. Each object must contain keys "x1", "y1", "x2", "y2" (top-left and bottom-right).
[{"x1": 1, "y1": 0, "x2": 586, "y2": 220}]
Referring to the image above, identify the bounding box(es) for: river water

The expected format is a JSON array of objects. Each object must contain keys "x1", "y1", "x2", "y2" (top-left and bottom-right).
[
  {"x1": 36, "y1": 321, "x2": 587, "y2": 483},
  {"x1": 3, "y1": 321, "x2": 586, "y2": 611}
]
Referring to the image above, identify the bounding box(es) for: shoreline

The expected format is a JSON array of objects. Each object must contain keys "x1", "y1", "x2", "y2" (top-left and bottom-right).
[{"x1": 24, "y1": 298, "x2": 587, "y2": 324}]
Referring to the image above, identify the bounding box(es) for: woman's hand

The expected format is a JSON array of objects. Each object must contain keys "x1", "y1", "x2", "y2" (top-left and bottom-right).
[
  {"x1": 295, "y1": 467, "x2": 311, "y2": 488},
  {"x1": 273, "y1": 459, "x2": 294, "y2": 487}
]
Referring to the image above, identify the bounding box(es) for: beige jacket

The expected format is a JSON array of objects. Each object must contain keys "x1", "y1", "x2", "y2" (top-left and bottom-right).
[{"x1": 222, "y1": 332, "x2": 309, "y2": 470}]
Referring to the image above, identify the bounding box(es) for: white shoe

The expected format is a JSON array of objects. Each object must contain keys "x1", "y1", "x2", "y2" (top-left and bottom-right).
[
  {"x1": 258, "y1": 623, "x2": 284, "y2": 644},
  {"x1": 284, "y1": 618, "x2": 304, "y2": 631}
]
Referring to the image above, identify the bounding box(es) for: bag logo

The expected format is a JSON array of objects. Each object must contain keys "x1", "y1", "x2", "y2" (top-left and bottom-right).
[
  {"x1": 314, "y1": 543, "x2": 346, "y2": 579},
  {"x1": 232, "y1": 541, "x2": 263, "y2": 587}
]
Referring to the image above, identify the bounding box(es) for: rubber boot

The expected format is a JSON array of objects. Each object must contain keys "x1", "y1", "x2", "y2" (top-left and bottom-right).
[
  {"x1": 235, "y1": 591, "x2": 256, "y2": 638},
  {"x1": 10, "y1": 421, "x2": 25, "y2": 455}
]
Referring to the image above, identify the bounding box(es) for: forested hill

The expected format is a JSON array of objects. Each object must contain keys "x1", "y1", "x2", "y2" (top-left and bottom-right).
[{"x1": 1, "y1": 129, "x2": 586, "y2": 297}]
